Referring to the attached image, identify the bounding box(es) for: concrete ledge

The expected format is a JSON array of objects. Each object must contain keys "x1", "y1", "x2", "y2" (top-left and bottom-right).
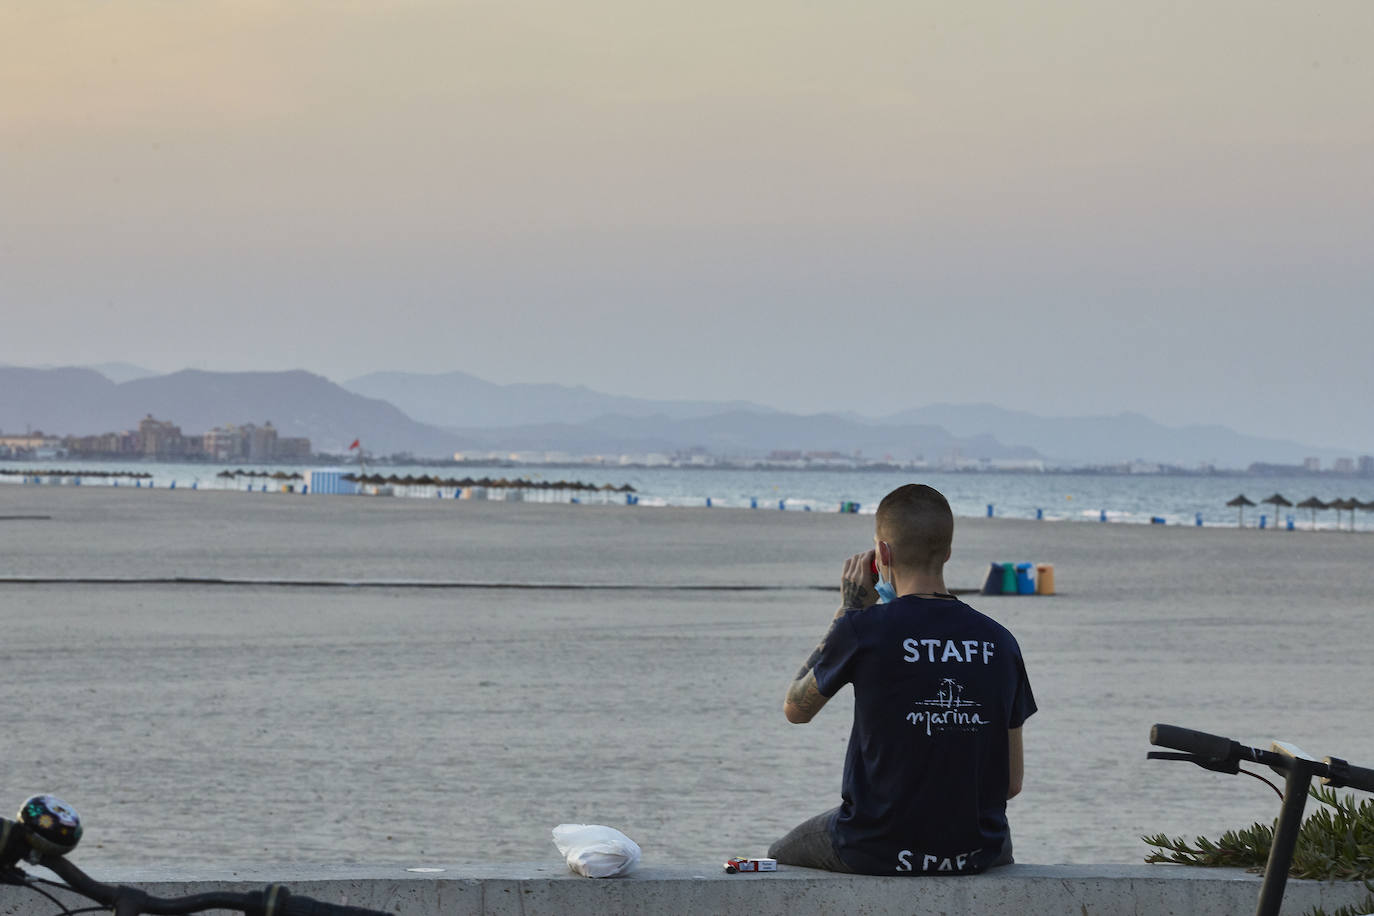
[{"x1": 3, "y1": 863, "x2": 1371, "y2": 915}]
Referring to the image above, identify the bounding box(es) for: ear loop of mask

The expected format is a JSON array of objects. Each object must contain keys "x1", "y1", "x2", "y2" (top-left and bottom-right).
[{"x1": 875, "y1": 542, "x2": 898, "y2": 603}]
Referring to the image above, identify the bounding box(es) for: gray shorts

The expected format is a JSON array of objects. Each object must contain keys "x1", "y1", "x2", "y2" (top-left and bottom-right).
[
  {"x1": 767, "y1": 808, "x2": 853, "y2": 873},
  {"x1": 769, "y1": 808, "x2": 1015, "y2": 874}
]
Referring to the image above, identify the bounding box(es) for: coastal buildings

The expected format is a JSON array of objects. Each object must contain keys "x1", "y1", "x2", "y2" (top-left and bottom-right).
[
  {"x1": 139, "y1": 415, "x2": 187, "y2": 457},
  {"x1": 62, "y1": 415, "x2": 311, "y2": 461},
  {"x1": 0, "y1": 432, "x2": 61, "y2": 459}
]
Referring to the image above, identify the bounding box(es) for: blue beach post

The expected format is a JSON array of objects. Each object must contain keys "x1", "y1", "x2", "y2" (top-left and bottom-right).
[{"x1": 987, "y1": 504, "x2": 994, "y2": 517}]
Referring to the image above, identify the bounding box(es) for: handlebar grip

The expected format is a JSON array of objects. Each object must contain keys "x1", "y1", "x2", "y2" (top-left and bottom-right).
[
  {"x1": 1324, "y1": 758, "x2": 1374, "y2": 793},
  {"x1": 1150, "y1": 723, "x2": 1235, "y2": 760},
  {"x1": 276, "y1": 888, "x2": 390, "y2": 916}
]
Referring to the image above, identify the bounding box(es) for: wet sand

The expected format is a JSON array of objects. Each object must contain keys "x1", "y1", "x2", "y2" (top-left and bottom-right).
[{"x1": 1, "y1": 485, "x2": 1371, "y2": 868}]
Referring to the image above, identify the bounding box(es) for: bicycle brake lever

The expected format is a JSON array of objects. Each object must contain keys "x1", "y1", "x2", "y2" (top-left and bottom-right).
[{"x1": 1147, "y1": 751, "x2": 1241, "y2": 775}]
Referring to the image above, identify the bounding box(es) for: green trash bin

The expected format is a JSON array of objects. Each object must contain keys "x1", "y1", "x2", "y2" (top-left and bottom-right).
[{"x1": 1001, "y1": 563, "x2": 1018, "y2": 594}]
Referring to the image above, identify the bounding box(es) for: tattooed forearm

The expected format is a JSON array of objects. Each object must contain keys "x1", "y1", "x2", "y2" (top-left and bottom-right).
[
  {"x1": 784, "y1": 670, "x2": 828, "y2": 722},
  {"x1": 792, "y1": 615, "x2": 842, "y2": 681},
  {"x1": 841, "y1": 579, "x2": 872, "y2": 610}
]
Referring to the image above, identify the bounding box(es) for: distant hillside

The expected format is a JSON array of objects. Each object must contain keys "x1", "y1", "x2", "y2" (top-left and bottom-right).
[
  {"x1": 884, "y1": 404, "x2": 1353, "y2": 467},
  {"x1": 9, "y1": 365, "x2": 1349, "y2": 466},
  {"x1": 444, "y1": 409, "x2": 1039, "y2": 462},
  {"x1": 0, "y1": 367, "x2": 459, "y2": 455},
  {"x1": 86, "y1": 362, "x2": 161, "y2": 383},
  {"x1": 3, "y1": 366, "x2": 1032, "y2": 460},
  {"x1": 344, "y1": 370, "x2": 781, "y2": 428},
  {"x1": 0, "y1": 367, "x2": 118, "y2": 436}
]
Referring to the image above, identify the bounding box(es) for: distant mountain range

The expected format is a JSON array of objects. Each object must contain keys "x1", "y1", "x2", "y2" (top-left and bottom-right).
[
  {"x1": 344, "y1": 370, "x2": 780, "y2": 427},
  {"x1": 0, "y1": 367, "x2": 444, "y2": 454},
  {"x1": 880, "y1": 404, "x2": 1351, "y2": 468},
  {"x1": 0, "y1": 365, "x2": 1360, "y2": 467}
]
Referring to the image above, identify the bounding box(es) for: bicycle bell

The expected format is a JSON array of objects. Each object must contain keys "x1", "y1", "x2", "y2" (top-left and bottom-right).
[{"x1": 17, "y1": 795, "x2": 82, "y2": 855}]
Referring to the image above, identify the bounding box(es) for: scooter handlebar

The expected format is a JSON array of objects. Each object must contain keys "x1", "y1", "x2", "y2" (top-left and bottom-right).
[{"x1": 1150, "y1": 723, "x2": 1236, "y2": 761}]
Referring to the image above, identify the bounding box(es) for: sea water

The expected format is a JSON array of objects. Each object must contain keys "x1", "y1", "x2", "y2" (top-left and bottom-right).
[{"x1": 2, "y1": 486, "x2": 1372, "y2": 869}]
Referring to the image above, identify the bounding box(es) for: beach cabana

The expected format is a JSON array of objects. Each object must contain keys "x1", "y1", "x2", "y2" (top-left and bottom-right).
[
  {"x1": 1295, "y1": 496, "x2": 1327, "y2": 530},
  {"x1": 1260, "y1": 493, "x2": 1292, "y2": 528},
  {"x1": 1226, "y1": 494, "x2": 1255, "y2": 527}
]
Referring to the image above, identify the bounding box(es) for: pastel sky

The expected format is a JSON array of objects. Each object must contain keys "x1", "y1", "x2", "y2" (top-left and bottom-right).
[{"x1": 3, "y1": 2, "x2": 1372, "y2": 449}]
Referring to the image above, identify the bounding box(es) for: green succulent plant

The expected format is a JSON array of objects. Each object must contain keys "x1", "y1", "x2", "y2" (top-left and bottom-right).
[{"x1": 1143, "y1": 784, "x2": 1374, "y2": 916}]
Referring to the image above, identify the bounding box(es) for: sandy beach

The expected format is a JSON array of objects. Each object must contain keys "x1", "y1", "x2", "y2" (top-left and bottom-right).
[{"x1": 1, "y1": 485, "x2": 1371, "y2": 869}]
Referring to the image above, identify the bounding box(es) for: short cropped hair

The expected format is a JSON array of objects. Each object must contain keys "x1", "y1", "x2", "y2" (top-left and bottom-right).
[{"x1": 875, "y1": 484, "x2": 954, "y2": 573}]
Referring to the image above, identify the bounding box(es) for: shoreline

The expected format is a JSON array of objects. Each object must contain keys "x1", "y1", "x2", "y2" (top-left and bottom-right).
[{"x1": 3, "y1": 470, "x2": 1369, "y2": 532}]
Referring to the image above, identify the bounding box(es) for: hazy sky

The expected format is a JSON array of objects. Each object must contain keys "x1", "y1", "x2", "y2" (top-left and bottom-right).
[{"x1": 3, "y1": 2, "x2": 1372, "y2": 449}]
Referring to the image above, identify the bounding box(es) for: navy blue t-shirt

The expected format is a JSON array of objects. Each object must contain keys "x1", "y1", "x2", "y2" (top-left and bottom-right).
[{"x1": 813, "y1": 595, "x2": 1036, "y2": 875}]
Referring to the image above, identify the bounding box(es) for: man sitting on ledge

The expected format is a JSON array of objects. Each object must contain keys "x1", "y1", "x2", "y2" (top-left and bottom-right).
[{"x1": 770, "y1": 484, "x2": 1036, "y2": 875}]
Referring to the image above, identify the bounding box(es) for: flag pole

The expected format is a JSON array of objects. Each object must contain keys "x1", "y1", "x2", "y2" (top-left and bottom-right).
[{"x1": 349, "y1": 438, "x2": 364, "y2": 491}]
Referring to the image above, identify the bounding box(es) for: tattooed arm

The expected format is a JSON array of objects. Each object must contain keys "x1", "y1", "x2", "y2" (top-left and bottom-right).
[
  {"x1": 783, "y1": 551, "x2": 877, "y2": 724},
  {"x1": 784, "y1": 614, "x2": 840, "y2": 723}
]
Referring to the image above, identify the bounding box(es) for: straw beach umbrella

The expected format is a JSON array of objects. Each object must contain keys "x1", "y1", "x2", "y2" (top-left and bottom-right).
[
  {"x1": 1226, "y1": 494, "x2": 1255, "y2": 527},
  {"x1": 1295, "y1": 496, "x2": 1327, "y2": 530},
  {"x1": 1328, "y1": 498, "x2": 1357, "y2": 531},
  {"x1": 1358, "y1": 499, "x2": 1374, "y2": 532},
  {"x1": 1261, "y1": 493, "x2": 1292, "y2": 528}
]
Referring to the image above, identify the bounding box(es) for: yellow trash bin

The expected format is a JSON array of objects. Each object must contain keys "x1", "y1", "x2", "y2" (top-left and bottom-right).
[{"x1": 1035, "y1": 563, "x2": 1055, "y2": 595}]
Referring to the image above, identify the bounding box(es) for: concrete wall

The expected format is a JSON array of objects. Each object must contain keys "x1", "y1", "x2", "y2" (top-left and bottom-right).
[{"x1": 2, "y1": 864, "x2": 1371, "y2": 915}]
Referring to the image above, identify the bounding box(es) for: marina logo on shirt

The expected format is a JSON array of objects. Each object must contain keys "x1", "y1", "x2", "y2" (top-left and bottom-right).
[{"x1": 905, "y1": 678, "x2": 988, "y2": 736}]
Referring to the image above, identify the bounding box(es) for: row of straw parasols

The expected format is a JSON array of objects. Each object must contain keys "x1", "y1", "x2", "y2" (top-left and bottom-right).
[
  {"x1": 216, "y1": 469, "x2": 303, "y2": 481},
  {"x1": 0, "y1": 468, "x2": 152, "y2": 479},
  {"x1": 339, "y1": 473, "x2": 635, "y2": 493},
  {"x1": 1226, "y1": 493, "x2": 1374, "y2": 529}
]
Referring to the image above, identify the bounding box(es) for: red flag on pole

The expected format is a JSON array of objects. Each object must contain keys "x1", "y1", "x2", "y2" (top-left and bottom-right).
[{"x1": 348, "y1": 439, "x2": 360, "y2": 450}]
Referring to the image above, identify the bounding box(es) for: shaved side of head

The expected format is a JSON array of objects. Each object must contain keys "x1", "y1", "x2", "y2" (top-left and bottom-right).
[{"x1": 875, "y1": 484, "x2": 954, "y2": 574}]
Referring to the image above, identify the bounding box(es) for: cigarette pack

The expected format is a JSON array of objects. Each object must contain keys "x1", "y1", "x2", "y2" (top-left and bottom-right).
[{"x1": 724, "y1": 857, "x2": 777, "y2": 873}]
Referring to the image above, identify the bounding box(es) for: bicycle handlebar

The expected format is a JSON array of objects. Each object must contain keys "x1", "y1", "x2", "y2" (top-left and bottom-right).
[
  {"x1": 1149, "y1": 724, "x2": 1237, "y2": 761},
  {"x1": 1150, "y1": 722, "x2": 1374, "y2": 793},
  {"x1": 47, "y1": 854, "x2": 389, "y2": 916},
  {"x1": 2, "y1": 818, "x2": 389, "y2": 916}
]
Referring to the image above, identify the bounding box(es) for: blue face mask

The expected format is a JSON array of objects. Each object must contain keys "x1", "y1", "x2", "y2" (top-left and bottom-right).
[{"x1": 875, "y1": 556, "x2": 898, "y2": 604}]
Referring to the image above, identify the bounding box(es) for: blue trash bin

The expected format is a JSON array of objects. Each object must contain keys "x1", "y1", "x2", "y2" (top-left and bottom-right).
[{"x1": 1015, "y1": 563, "x2": 1035, "y2": 595}]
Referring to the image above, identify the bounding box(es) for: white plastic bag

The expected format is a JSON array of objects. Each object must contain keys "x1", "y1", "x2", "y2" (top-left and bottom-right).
[{"x1": 551, "y1": 823, "x2": 642, "y2": 878}]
